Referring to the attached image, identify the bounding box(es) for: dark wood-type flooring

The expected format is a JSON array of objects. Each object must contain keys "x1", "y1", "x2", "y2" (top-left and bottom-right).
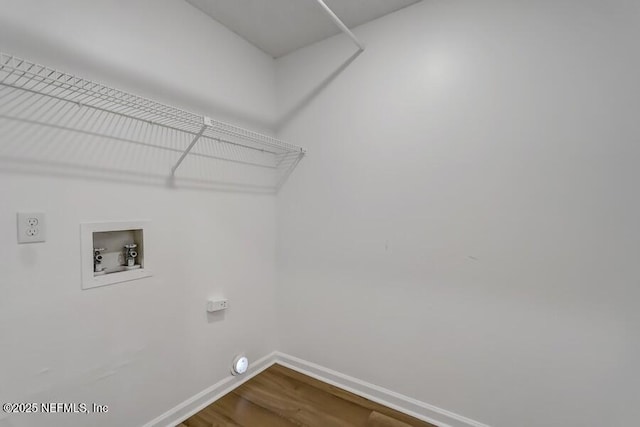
[{"x1": 178, "y1": 364, "x2": 436, "y2": 427}]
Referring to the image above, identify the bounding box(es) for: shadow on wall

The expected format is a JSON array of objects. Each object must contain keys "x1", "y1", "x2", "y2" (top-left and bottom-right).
[
  {"x1": 0, "y1": 18, "x2": 272, "y2": 130},
  {"x1": 0, "y1": 111, "x2": 278, "y2": 195},
  {"x1": 276, "y1": 48, "x2": 364, "y2": 131}
]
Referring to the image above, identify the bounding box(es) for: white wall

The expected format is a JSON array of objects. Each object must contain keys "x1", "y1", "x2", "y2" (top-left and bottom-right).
[
  {"x1": 0, "y1": 1, "x2": 279, "y2": 426},
  {"x1": 276, "y1": 1, "x2": 640, "y2": 426},
  {"x1": 0, "y1": 0, "x2": 276, "y2": 129},
  {"x1": 3, "y1": 1, "x2": 639, "y2": 426}
]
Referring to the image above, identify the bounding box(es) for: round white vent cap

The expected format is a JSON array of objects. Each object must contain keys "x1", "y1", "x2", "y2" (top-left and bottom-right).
[{"x1": 232, "y1": 354, "x2": 249, "y2": 376}]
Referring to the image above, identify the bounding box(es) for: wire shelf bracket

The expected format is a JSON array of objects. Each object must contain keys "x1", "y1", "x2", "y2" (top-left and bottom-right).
[{"x1": 170, "y1": 123, "x2": 207, "y2": 176}]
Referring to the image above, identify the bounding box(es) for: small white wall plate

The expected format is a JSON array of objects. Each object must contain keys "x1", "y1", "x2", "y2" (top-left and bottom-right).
[{"x1": 207, "y1": 299, "x2": 228, "y2": 312}]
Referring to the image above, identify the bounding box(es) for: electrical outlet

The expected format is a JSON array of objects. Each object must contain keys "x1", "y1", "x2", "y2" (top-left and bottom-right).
[
  {"x1": 17, "y1": 212, "x2": 46, "y2": 244},
  {"x1": 207, "y1": 299, "x2": 228, "y2": 312}
]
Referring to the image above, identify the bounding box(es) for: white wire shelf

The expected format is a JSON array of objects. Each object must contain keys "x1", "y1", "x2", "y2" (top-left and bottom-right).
[{"x1": 0, "y1": 52, "x2": 305, "y2": 192}]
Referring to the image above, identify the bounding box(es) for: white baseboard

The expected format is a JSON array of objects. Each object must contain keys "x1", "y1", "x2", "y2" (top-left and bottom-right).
[
  {"x1": 143, "y1": 351, "x2": 490, "y2": 427},
  {"x1": 275, "y1": 352, "x2": 490, "y2": 427},
  {"x1": 142, "y1": 351, "x2": 278, "y2": 427}
]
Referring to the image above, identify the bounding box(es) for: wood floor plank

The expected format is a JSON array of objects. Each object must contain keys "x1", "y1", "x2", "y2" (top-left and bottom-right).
[
  {"x1": 194, "y1": 404, "x2": 243, "y2": 427},
  {"x1": 268, "y1": 364, "x2": 435, "y2": 427},
  {"x1": 212, "y1": 392, "x2": 300, "y2": 427},
  {"x1": 179, "y1": 364, "x2": 436, "y2": 427},
  {"x1": 235, "y1": 377, "x2": 354, "y2": 426},
  {"x1": 182, "y1": 410, "x2": 237, "y2": 427},
  {"x1": 367, "y1": 411, "x2": 414, "y2": 427},
  {"x1": 255, "y1": 369, "x2": 372, "y2": 426},
  {"x1": 181, "y1": 413, "x2": 208, "y2": 427}
]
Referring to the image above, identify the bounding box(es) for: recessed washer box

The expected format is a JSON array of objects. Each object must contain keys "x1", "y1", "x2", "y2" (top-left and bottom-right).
[{"x1": 80, "y1": 221, "x2": 151, "y2": 290}]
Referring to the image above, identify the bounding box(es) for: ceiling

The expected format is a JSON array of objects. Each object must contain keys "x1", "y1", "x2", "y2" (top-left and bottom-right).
[{"x1": 185, "y1": 0, "x2": 421, "y2": 58}]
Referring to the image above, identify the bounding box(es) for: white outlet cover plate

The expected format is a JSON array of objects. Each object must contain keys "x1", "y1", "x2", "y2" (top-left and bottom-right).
[
  {"x1": 207, "y1": 299, "x2": 229, "y2": 312},
  {"x1": 17, "y1": 212, "x2": 46, "y2": 243}
]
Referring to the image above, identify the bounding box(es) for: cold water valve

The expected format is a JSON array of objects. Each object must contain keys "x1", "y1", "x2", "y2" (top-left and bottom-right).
[{"x1": 123, "y1": 243, "x2": 139, "y2": 270}]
